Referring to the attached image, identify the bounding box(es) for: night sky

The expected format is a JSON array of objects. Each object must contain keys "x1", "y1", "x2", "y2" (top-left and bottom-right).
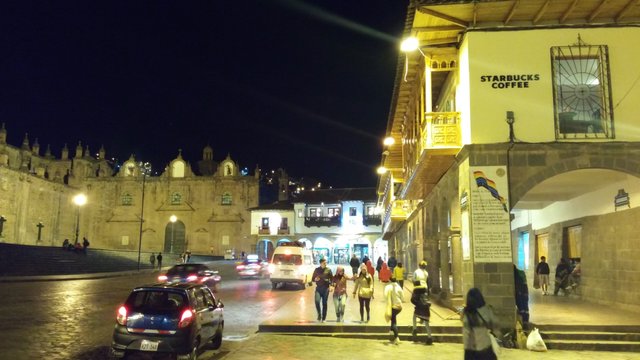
[{"x1": 0, "y1": 0, "x2": 407, "y2": 188}]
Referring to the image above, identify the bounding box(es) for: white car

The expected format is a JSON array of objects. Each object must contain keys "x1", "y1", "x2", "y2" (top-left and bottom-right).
[{"x1": 224, "y1": 249, "x2": 235, "y2": 260}]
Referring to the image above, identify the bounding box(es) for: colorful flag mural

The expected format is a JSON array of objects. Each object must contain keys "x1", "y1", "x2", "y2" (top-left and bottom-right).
[{"x1": 473, "y1": 170, "x2": 508, "y2": 212}]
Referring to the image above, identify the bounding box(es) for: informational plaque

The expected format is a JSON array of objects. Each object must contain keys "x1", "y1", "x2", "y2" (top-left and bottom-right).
[{"x1": 470, "y1": 166, "x2": 512, "y2": 262}]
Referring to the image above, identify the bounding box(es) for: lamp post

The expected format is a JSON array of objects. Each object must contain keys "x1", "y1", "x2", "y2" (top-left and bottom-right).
[
  {"x1": 36, "y1": 222, "x2": 44, "y2": 243},
  {"x1": 73, "y1": 194, "x2": 87, "y2": 244},
  {"x1": 137, "y1": 162, "x2": 152, "y2": 271},
  {"x1": 169, "y1": 215, "x2": 177, "y2": 254}
]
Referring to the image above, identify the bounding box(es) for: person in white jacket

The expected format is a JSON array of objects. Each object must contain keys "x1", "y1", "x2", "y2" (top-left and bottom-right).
[{"x1": 384, "y1": 276, "x2": 404, "y2": 344}]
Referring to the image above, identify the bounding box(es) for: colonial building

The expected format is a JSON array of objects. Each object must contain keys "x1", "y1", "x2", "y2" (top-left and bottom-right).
[
  {"x1": 378, "y1": 0, "x2": 640, "y2": 324},
  {"x1": 0, "y1": 125, "x2": 259, "y2": 257},
  {"x1": 250, "y1": 170, "x2": 385, "y2": 264}
]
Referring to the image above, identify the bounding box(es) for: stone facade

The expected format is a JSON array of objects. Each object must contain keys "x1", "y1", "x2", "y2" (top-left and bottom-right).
[{"x1": 0, "y1": 125, "x2": 259, "y2": 256}]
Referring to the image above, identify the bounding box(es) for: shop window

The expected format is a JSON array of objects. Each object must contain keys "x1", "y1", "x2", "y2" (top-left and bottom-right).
[
  {"x1": 349, "y1": 207, "x2": 357, "y2": 216},
  {"x1": 328, "y1": 208, "x2": 340, "y2": 217}
]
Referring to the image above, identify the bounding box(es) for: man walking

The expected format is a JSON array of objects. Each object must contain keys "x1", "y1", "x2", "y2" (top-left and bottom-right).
[
  {"x1": 349, "y1": 253, "x2": 360, "y2": 277},
  {"x1": 312, "y1": 258, "x2": 333, "y2": 323},
  {"x1": 156, "y1": 252, "x2": 163, "y2": 270},
  {"x1": 149, "y1": 252, "x2": 156, "y2": 269},
  {"x1": 535, "y1": 256, "x2": 550, "y2": 295}
]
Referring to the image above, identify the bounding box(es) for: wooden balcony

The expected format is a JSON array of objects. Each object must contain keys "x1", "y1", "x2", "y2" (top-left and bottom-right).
[
  {"x1": 304, "y1": 216, "x2": 341, "y2": 227},
  {"x1": 401, "y1": 112, "x2": 461, "y2": 200},
  {"x1": 363, "y1": 215, "x2": 381, "y2": 226},
  {"x1": 277, "y1": 227, "x2": 290, "y2": 235}
]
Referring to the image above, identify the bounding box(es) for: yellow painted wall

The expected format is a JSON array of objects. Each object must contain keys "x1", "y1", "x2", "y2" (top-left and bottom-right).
[{"x1": 459, "y1": 27, "x2": 640, "y2": 143}]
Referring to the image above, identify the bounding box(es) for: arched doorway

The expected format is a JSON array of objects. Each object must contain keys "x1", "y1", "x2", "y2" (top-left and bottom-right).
[
  {"x1": 372, "y1": 238, "x2": 388, "y2": 265},
  {"x1": 298, "y1": 238, "x2": 313, "y2": 249},
  {"x1": 313, "y1": 237, "x2": 332, "y2": 263},
  {"x1": 256, "y1": 239, "x2": 274, "y2": 261},
  {"x1": 164, "y1": 220, "x2": 186, "y2": 255}
]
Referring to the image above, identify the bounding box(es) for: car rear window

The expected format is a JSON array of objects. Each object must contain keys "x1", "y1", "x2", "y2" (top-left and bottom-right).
[
  {"x1": 272, "y1": 254, "x2": 302, "y2": 265},
  {"x1": 127, "y1": 290, "x2": 187, "y2": 314},
  {"x1": 167, "y1": 265, "x2": 206, "y2": 275}
]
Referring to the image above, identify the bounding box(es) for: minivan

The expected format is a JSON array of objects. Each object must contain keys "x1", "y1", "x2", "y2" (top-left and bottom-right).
[{"x1": 268, "y1": 242, "x2": 315, "y2": 289}]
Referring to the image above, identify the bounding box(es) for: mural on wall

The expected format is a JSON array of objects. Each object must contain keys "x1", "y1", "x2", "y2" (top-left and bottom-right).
[{"x1": 470, "y1": 166, "x2": 512, "y2": 262}]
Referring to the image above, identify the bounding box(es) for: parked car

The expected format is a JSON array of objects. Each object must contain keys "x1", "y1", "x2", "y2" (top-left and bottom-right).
[
  {"x1": 158, "y1": 263, "x2": 222, "y2": 292},
  {"x1": 235, "y1": 254, "x2": 269, "y2": 278},
  {"x1": 111, "y1": 282, "x2": 224, "y2": 360}
]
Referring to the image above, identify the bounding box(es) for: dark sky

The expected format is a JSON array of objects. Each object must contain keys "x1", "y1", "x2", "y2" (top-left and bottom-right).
[{"x1": 0, "y1": 0, "x2": 407, "y2": 188}]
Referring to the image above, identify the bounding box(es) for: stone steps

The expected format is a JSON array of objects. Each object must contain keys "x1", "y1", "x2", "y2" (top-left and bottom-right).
[{"x1": 535, "y1": 325, "x2": 640, "y2": 352}]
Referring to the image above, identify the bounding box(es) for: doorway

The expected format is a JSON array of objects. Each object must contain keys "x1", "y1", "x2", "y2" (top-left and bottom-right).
[{"x1": 164, "y1": 220, "x2": 186, "y2": 255}]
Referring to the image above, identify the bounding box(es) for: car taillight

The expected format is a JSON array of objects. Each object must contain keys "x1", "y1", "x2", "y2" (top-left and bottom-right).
[
  {"x1": 116, "y1": 306, "x2": 127, "y2": 326},
  {"x1": 236, "y1": 265, "x2": 245, "y2": 270},
  {"x1": 187, "y1": 275, "x2": 198, "y2": 282},
  {"x1": 268, "y1": 264, "x2": 275, "y2": 274},
  {"x1": 178, "y1": 308, "x2": 194, "y2": 328},
  {"x1": 158, "y1": 275, "x2": 168, "y2": 281}
]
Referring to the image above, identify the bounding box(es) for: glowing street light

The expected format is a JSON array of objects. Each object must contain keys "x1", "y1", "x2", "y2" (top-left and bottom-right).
[
  {"x1": 400, "y1": 37, "x2": 420, "y2": 52},
  {"x1": 383, "y1": 137, "x2": 395, "y2": 146},
  {"x1": 377, "y1": 166, "x2": 388, "y2": 175},
  {"x1": 73, "y1": 193, "x2": 87, "y2": 244}
]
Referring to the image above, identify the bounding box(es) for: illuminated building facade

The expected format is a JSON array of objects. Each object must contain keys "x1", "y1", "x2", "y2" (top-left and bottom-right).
[{"x1": 379, "y1": 0, "x2": 640, "y2": 323}]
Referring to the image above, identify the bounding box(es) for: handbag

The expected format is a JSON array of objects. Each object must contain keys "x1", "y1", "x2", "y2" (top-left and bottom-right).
[
  {"x1": 476, "y1": 311, "x2": 501, "y2": 358},
  {"x1": 359, "y1": 287, "x2": 373, "y2": 298}
]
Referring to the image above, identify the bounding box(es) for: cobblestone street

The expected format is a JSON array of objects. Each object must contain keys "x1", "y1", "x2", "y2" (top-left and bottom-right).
[{"x1": 220, "y1": 334, "x2": 640, "y2": 360}]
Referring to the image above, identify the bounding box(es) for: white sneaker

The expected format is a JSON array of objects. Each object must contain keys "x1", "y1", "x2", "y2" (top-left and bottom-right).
[{"x1": 394, "y1": 337, "x2": 401, "y2": 345}]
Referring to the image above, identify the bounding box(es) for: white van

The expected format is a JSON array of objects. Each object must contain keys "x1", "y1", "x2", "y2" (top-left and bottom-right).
[{"x1": 268, "y1": 242, "x2": 315, "y2": 289}]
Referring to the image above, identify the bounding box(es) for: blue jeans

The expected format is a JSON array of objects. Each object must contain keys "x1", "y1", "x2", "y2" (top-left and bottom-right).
[
  {"x1": 315, "y1": 288, "x2": 329, "y2": 320},
  {"x1": 333, "y1": 294, "x2": 346, "y2": 319}
]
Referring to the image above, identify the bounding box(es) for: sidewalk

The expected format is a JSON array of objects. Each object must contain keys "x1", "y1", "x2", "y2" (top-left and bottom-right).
[{"x1": 260, "y1": 265, "x2": 462, "y2": 329}]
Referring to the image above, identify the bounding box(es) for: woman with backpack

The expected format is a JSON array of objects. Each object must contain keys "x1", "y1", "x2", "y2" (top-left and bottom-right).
[{"x1": 462, "y1": 288, "x2": 498, "y2": 359}]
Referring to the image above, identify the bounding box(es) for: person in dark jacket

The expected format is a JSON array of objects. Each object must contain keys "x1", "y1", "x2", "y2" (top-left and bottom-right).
[
  {"x1": 387, "y1": 255, "x2": 398, "y2": 273},
  {"x1": 156, "y1": 252, "x2": 163, "y2": 270},
  {"x1": 535, "y1": 256, "x2": 550, "y2": 295},
  {"x1": 462, "y1": 288, "x2": 498, "y2": 360},
  {"x1": 349, "y1": 254, "x2": 360, "y2": 278},
  {"x1": 514, "y1": 264, "x2": 530, "y2": 324},
  {"x1": 554, "y1": 258, "x2": 571, "y2": 295},
  {"x1": 376, "y1": 256, "x2": 384, "y2": 273},
  {"x1": 312, "y1": 258, "x2": 333, "y2": 322},
  {"x1": 411, "y1": 286, "x2": 433, "y2": 345}
]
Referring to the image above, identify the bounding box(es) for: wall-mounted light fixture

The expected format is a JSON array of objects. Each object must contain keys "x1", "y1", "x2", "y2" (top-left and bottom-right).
[{"x1": 506, "y1": 110, "x2": 515, "y2": 143}]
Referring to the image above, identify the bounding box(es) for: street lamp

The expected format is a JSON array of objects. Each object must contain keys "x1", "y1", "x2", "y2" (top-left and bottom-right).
[
  {"x1": 73, "y1": 193, "x2": 87, "y2": 244},
  {"x1": 137, "y1": 162, "x2": 152, "y2": 271},
  {"x1": 169, "y1": 215, "x2": 177, "y2": 254}
]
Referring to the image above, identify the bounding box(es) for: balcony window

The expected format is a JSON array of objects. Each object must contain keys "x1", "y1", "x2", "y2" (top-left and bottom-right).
[
  {"x1": 309, "y1": 208, "x2": 321, "y2": 217},
  {"x1": 349, "y1": 207, "x2": 357, "y2": 216},
  {"x1": 221, "y1": 192, "x2": 232, "y2": 205},
  {"x1": 171, "y1": 192, "x2": 182, "y2": 205},
  {"x1": 327, "y1": 208, "x2": 340, "y2": 217}
]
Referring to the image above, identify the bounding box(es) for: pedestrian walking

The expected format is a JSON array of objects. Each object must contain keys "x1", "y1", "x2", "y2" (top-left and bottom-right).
[
  {"x1": 149, "y1": 252, "x2": 156, "y2": 268},
  {"x1": 387, "y1": 255, "x2": 398, "y2": 273},
  {"x1": 535, "y1": 256, "x2": 550, "y2": 295},
  {"x1": 349, "y1": 253, "x2": 360, "y2": 277},
  {"x1": 413, "y1": 260, "x2": 429, "y2": 293},
  {"x1": 157, "y1": 252, "x2": 163, "y2": 270},
  {"x1": 365, "y1": 259, "x2": 375, "y2": 280},
  {"x1": 312, "y1": 258, "x2": 333, "y2": 322},
  {"x1": 331, "y1": 266, "x2": 350, "y2": 322},
  {"x1": 82, "y1": 237, "x2": 90, "y2": 254},
  {"x1": 384, "y1": 277, "x2": 404, "y2": 344},
  {"x1": 379, "y1": 262, "x2": 391, "y2": 282},
  {"x1": 376, "y1": 256, "x2": 384, "y2": 274},
  {"x1": 393, "y1": 262, "x2": 405, "y2": 289},
  {"x1": 462, "y1": 288, "x2": 498, "y2": 360},
  {"x1": 353, "y1": 264, "x2": 374, "y2": 323},
  {"x1": 62, "y1": 238, "x2": 69, "y2": 250},
  {"x1": 411, "y1": 285, "x2": 433, "y2": 345}
]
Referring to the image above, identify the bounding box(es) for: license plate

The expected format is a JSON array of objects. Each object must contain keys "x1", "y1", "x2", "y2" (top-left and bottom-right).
[
  {"x1": 283, "y1": 270, "x2": 292, "y2": 274},
  {"x1": 140, "y1": 340, "x2": 159, "y2": 351}
]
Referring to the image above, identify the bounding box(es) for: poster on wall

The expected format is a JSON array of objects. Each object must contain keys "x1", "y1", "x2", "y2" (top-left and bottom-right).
[{"x1": 470, "y1": 166, "x2": 512, "y2": 262}]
